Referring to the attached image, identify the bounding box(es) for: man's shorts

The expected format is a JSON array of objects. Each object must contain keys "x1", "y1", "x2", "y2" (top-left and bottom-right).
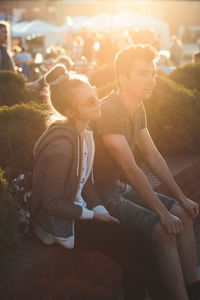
[{"x1": 97, "y1": 182, "x2": 176, "y2": 236}]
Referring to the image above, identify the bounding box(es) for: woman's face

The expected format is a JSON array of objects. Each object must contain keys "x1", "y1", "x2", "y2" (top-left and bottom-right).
[{"x1": 71, "y1": 82, "x2": 101, "y2": 121}]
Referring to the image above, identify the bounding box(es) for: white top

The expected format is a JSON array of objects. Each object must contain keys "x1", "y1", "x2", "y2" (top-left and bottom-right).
[
  {"x1": 74, "y1": 136, "x2": 108, "y2": 219},
  {"x1": 74, "y1": 137, "x2": 88, "y2": 208}
]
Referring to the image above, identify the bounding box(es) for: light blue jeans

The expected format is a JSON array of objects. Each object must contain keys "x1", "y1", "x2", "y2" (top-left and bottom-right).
[{"x1": 98, "y1": 182, "x2": 176, "y2": 235}]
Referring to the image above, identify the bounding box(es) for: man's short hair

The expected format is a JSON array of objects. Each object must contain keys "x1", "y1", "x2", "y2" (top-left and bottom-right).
[
  {"x1": 114, "y1": 44, "x2": 159, "y2": 86},
  {"x1": 192, "y1": 50, "x2": 200, "y2": 63}
]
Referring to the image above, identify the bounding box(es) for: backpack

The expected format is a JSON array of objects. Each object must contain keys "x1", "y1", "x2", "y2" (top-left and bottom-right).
[
  {"x1": 10, "y1": 134, "x2": 70, "y2": 237},
  {"x1": 10, "y1": 170, "x2": 33, "y2": 236}
]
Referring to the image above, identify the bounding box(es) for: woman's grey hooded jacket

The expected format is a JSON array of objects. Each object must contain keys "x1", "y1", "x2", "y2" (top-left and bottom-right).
[{"x1": 31, "y1": 121, "x2": 106, "y2": 249}]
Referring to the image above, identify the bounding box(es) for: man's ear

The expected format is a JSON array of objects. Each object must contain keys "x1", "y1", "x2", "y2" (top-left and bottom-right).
[{"x1": 118, "y1": 74, "x2": 128, "y2": 87}]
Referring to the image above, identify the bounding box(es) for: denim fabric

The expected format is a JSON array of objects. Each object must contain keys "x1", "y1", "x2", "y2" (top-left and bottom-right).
[{"x1": 98, "y1": 182, "x2": 176, "y2": 235}]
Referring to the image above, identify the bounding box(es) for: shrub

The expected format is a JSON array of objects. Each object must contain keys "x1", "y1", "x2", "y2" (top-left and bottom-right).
[
  {"x1": 89, "y1": 64, "x2": 115, "y2": 88},
  {"x1": 0, "y1": 71, "x2": 41, "y2": 106},
  {"x1": 169, "y1": 62, "x2": 200, "y2": 92},
  {"x1": 0, "y1": 102, "x2": 47, "y2": 181},
  {"x1": 24, "y1": 87, "x2": 42, "y2": 104},
  {"x1": 145, "y1": 75, "x2": 200, "y2": 155},
  {"x1": 0, "y1": 167, "x2": 18, "y2": 262}
]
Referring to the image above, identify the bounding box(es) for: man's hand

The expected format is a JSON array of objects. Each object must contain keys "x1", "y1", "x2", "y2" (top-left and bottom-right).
[
  {"x1": 179, "y1": 198, "x2": 199, "y2": 218},
  {"x1": 159, "y1": 213, "x2": 184, "y2": 234},
  {"x1": 94, "y1": 213, "x2": 120, "y2": 224}
]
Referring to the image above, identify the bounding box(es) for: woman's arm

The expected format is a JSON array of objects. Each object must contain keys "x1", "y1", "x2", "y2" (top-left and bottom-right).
[{"x1": 40, "y1": 140, "x2": 93, "y2": 220}]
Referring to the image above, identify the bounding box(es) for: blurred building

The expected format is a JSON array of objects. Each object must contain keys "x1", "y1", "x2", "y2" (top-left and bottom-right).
[{"x1": 1, "y1": 1, "x2": 200, "y2": 37}]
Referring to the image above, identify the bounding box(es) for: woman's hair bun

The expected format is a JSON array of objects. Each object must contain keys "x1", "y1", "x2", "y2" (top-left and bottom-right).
[{"x1": 45, "y1": 64, "x2": 67, "y2": 84}]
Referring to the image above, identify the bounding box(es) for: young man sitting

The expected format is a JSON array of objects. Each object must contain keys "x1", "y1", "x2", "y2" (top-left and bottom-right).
[{"x1": 93, "y1": 44, "x2": 200, "y2": 300}]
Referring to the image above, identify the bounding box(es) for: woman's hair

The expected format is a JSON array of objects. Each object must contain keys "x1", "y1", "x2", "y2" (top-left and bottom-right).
[
  {"x1": 54, "y1": 55, "x2": 73, "y2": 70},
  {"x1": 45, "y1": 64, "x2": 88, "y2": 124}
]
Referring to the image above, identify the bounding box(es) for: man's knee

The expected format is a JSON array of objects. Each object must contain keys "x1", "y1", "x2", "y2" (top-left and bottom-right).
[
  {"x1": 152, "y1": 222, "x2": 176, "y2": 247},
  {"x1": 171, "y1": 203, "x2": 193, "y2": 227}
]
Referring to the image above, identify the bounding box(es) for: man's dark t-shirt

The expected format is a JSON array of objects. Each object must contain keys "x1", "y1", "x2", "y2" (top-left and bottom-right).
[{"x1": 93, "y1": 92, "x2": 147, "y2": 188}]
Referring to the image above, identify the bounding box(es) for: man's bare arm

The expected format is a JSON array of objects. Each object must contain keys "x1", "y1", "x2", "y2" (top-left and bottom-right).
[
  {"x1": 136, "y1": 128, "x2": 199, "y2": 218},
  {"x1": 102, "y1": 133, "x2": 183, "y2": 234}
]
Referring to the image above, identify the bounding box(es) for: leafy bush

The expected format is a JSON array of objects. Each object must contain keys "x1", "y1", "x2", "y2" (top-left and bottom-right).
[
  {"x1": 89, "y1": 64, "x2": 115, "y2": 88},
  {"x1": 169, "y1": 62, "x2": 200, "y2": 92},
  {"x1": 0, "y1": 71, "x2": 41, "y2": 106},
  {"x1": 145, "y1": 75, "x2": 200, "y2": 155},
  {"x1": 98, "y1": 75, "x2": 200, "y2": 156},
  {"x1": 0, "y1": 102, "x2": 47, "y2": 181},
  {"x1": 0, "y1": 167, "x2": 18, "y2": 262}
]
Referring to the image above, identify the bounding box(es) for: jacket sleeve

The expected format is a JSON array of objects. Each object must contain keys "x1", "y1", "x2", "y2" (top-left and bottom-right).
[
  {"x1": 41, "y1": 139, "x2": 92, "y2": 220},
  {"x1": 82, "y1": 173, "x2": 109, "y2": 214}
]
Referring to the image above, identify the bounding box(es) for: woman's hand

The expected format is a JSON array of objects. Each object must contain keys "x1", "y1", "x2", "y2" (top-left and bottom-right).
[{"x1": 94, "y1": 213, "x2": 120, "y2": 224}]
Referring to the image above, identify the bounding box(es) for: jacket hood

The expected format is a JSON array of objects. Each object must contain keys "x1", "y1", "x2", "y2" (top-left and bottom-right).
[{"x1": 33, "y1": 121, "x2": 78, "y2": 160}]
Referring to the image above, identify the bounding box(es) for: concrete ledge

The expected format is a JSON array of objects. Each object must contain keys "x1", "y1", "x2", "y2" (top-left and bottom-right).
[
  {"x1": 0, "y1": 156, "x2": 200, "y2": 300},
  {"x1": 0, "y1": 238, "x2": 122, "y2": 300}
]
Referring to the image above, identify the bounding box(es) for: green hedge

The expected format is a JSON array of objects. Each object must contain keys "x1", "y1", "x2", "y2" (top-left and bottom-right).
[
  {"x1": 146, "y1": 75, "x2": 200, "y2": 155},
  {"x1": 169, "y1": 62, "x2": 200, "y2": 92},
  {"x1": 0, "y1": 102, "x2": 47, "y2": 181},
  {"x1": 0, "y1": 102, "x2": 47, "y2": 258},
  {"x1": 98, "y1": 75, "x2": 200, "y2": 156},
  {"x1": 0, "y1": 71, "x2": 41, "y2": 106},
  {"x1": 0, "y1": 167, "x2": 18, "y2": 262},
  {"x1": 89, "y1": 64, "x2": 115, "y2": 88}
]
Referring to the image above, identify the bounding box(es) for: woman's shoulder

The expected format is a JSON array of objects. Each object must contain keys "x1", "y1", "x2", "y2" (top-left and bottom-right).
[{"x1": 34, "y1": 124, "x2": 75, "y2": 161}]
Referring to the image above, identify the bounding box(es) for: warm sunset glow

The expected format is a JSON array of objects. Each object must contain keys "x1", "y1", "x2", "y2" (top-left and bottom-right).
[{"x1": 0, "y1": 2, "x2": 200, "y2": 300}]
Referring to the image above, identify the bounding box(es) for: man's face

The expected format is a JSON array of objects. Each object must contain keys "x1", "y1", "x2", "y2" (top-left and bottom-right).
[
  {"x1": 121, "y1": 58, "x2": 157, "y2": 101},
  {"x1": 0, "y1": 26, "x2": 8, "y2": 45}
]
